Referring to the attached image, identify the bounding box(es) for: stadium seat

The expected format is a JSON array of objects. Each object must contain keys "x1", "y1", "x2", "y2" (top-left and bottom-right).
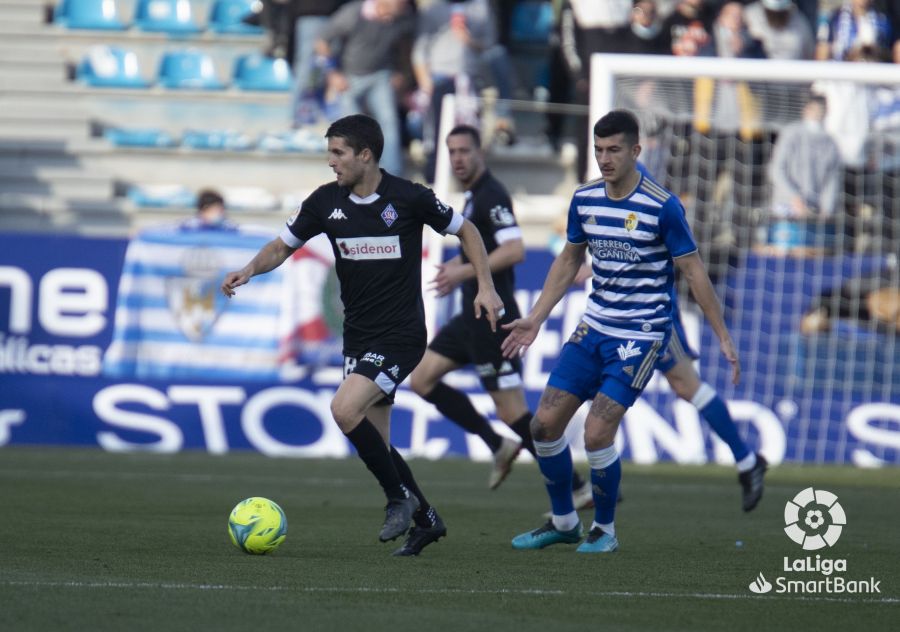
[
  {"x1": 157, "y1": 49, "x2": 225, "y2": 90},
  {"x1": 76, "y1": 45, "x2": 150, "y2": 88},
  {"x1": 133, "y1": 0, "x2": 202, "y2": 34},
  {"x1": 182, "y1": 129, "x2": 254, "y2": 150},
  {"x1": 126, "y1": 183, "x2": 196, "y2": 208},
  {"x1": 54, "y1": 0, "x2": 127, "y2": 30},
  {"x1": 509, "y1": 1, "x2": 552, "y2": 45},
  {"x1": 208, "y1": 0, "x2": 264, "y2": 34},
  {"x1": 232, "y1": 53, "x2": 293, "y2": 92},
  {"x1": 104, "y1": 127, "x2": 178, "y2": 148}
]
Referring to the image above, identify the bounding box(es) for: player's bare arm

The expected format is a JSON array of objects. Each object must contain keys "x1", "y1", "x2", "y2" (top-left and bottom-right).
[
  {"x1": 674, "y1": 251, "x2": 741, "y2": 385},
  {"x1": 430, "y1": 239, "x2": 524, "y2": 297},
  {"x1": 501, "y1": 241, "x2": 586, "y2": 358},
  {"x1": 456, "y1": 218, "x2": 504, "y2": 330},
  {"x1": 221, "y1": 237, "x2": 296, "y2": 298}
]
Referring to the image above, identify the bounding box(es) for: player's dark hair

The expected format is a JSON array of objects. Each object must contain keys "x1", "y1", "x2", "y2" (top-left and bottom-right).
[
  {"x1": 593, "y1": 109, "x2": 640, "y2": 146},
  {"x1": 196, "y1": 189, "x2": 225, "y2": 212},
  {"x1": 325, "y1": 114, "x2": 384, "y2": 162},
  {"x1": 447, "y1": 124, "x2": 481, "y2": 148}
]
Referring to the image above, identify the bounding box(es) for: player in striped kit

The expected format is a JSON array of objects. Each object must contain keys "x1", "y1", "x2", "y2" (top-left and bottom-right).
[{"x1": 501, "y1": 109, "x2": 740, "y2": 553}]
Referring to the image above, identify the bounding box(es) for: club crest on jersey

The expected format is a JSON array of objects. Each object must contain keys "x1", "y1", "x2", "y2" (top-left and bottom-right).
[
  {"x1": 617, "y1": 340, "x2": 642, "y2": 361},
  {"x1": 381, "y1": 203, "x2": 398, "y2": 227},
  {"x1": 624, "y1": 212, "x2": 638, "y2": 231}
]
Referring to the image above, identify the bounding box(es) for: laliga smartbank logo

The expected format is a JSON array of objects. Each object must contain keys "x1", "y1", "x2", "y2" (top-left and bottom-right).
[{"x1": 748, "y1": 487, "x2": 881, "y2": 595}]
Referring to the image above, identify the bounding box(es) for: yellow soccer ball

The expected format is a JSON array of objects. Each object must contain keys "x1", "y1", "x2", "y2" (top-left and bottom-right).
[{"x1": 227, "y1": 497, "x2": 287, "y2": 555}]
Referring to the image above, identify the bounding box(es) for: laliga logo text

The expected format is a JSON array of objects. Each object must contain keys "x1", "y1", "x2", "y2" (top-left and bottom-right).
[{"x1": 748, "y1": 488, "x2": 882, "y2": 595}]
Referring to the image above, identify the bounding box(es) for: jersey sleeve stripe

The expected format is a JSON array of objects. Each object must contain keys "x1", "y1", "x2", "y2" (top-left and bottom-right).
[
  {"x1": 279, "y1": 226, "x2": 304, "y2": 249},
  {"x1": 443, "y1": 212, "x2": 464, "y2": 235},
  {"x1": 494, "y1": 226, "x2": 523, "y2": 244}
]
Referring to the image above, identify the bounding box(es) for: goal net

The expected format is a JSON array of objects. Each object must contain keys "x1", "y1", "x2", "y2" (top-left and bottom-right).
[{"x1": 589, "y1": 55, "x2": 900, "y2": 466}]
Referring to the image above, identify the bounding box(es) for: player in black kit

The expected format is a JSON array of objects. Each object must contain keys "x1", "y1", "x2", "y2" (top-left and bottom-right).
[
  {"x1": 410, "y1": 126, "x2": 594, "y2": 509},
  {"x1": 222, "y1": 115, "x2": 503, "y2": 556}
]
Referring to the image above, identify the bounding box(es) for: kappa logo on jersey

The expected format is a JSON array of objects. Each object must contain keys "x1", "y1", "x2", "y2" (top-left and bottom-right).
[
  {"x1": 336, "y1": 236, "x2": 401, "y2": 260},
  {"x1": 436, "y1": 198, "x2": 452, "y2": 215},
  {"x1": 624, "y1": 212, "x2": 638, "y2": 231},
  {"x1": 489, "y1": 205, "x2": 515, "y2": 227},
  {"x1": 617, "y1": 340, "x2": 642, "y2": 361},
  {"x1": 328, "y1": 208, "x2": 348, "y2": 220},
  {"x1": 381, "y1": 203, "x2": 398, "y2": 227}
]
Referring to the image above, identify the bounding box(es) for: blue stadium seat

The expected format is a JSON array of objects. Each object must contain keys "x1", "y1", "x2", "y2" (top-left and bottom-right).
[
  {"x1": 232, "y1": 53, "x2": 292, "y2": 91},
  {"x1": 157, "y1": 49, "x2": 225, "y2": 90},
  {"x1": 126, "y1": 183, "x2": 197, "y2": 208},
  {"x1": 76, "y1": 46, "x2": 149, "y2": 88},
  {"x1": 104, "y1": 128, "x2": 179, "y2": 148},
  {"x1": 133, "y1": 0, "x2": 202, "y2": 34},
  {"x1": 208, "y1": 0, "x2": 264, "y2": 34},
  {"x1": 510, "y1": 1, "x2": 552, "y2": 45},
  {"x1": 182, "y1": 129, "x2": 254, "y2": 150},
  {"x1": 54, "y1": 0, "x2": 127, "y2": 30}
]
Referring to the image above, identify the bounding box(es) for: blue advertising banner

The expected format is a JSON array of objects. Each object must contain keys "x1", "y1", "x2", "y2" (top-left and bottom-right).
[{"x1": 1, "y1": 232, "x2": 898, "y2": 465}]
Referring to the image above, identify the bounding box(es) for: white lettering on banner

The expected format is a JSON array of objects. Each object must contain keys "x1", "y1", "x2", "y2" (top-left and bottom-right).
[
  {"x1": 168, "y1": 386, "x2": 245, "y2": 455},
  {"x1": 0, "y1": 409, "x2": 25, "y2": 445},
  {"x1": 0, "y1": 266, "x2": 31, "y2": 333},
  {"x1": 0, "y1": 335, "x2": 102, "y2": 376},
  {"x1": 93, "y1": 384, "x2": 348, "y2": 457},
  {"x1": 242, "y1": 388, "x2": 347, "y2": 457},
  {"x1": 39, "y1": 268, "x2": 107, "y2": 336},
  {"x1": 847, "y1": 403, "x2": 900, "y2": 467},
  {"x1": 336, "y1": 236, "x2": 401, "y2": 260},
  {"x1": 94, "y1": 385, "x2": 182, "y2": 453}
]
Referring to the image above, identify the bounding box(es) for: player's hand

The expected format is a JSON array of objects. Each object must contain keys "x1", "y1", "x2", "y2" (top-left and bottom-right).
[
  {"x1": 221, "y1": 270, "x2": 250, "y2": 298},
  {"x1": 720, "y1": 336, "x2": 741, "y2": 385},
  {"x1": 430, "y1": 260, "x2": 467, "y2": 297},
  {"x1": 500, "y1": 316, "x2": 539, "y2": 358},
  {"x1": 473, "y1": 287, "x2": 504, "y2": 332}
]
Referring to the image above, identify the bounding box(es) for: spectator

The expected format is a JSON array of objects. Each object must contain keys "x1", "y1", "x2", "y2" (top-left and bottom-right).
[
  {"x1": 663, "y1": 0, "x2": 717, "y2": 57},
  {"x1": 413, "y1": 0, "x2": 506, "y2": 183},
  {"x1": 193, "y1": 189, "x2": 236, "y2": 229},
  {"x1": 764, "y1": 94, "x2": 843, "y2": 255},
  {"x1": 743, "y1": 0, "x2": 816, "y2": 59},
  {"x1": 800, "y1": 266, "x2": 900, "y2": 334},
  {"x1": 260, "y1": 0, "x2": 293, "y2": 59},
  {"x1": 558, "y1": 0, "x2": 633, "y2": 181},
  {"x1": 620, "y1": 0, "x2": 671, "y2": 55},
  {"x1": 315, "y1": 0, "x2": 416, "y2": 175},
  {"x1": 694, "y1": 2, "x2": 765, "y2": 139},
  {"x1": 816, "y1": 0, "x2": 893, "y2": 62},
  {"x1": 290, "y1": 0, "x2": 347, "y2": 129}
]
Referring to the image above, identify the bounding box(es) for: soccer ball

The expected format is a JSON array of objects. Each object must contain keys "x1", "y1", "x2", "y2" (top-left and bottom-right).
[{"x1": 227, "y1": 497, "x2": 288, "y2": 555}]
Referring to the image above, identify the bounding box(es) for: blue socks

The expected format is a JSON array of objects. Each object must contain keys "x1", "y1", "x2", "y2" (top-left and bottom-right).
[
  {"x1": 535, "y1": 436, "x2": 576, "y2": 525},
  {"x1": 692, "y1": 383, "x2": 750, "y2": 463},
  {"x1": 587, "y1": 446, "x2": 621, "y2": 535}
]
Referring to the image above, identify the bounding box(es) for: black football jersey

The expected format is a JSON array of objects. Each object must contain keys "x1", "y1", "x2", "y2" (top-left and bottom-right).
[
  {"x1": 458, "y1": 170, "x2": 522, "y2": 320},
  {"x1": 280, "y1": 170, "x2": 463, "y2": 355}
]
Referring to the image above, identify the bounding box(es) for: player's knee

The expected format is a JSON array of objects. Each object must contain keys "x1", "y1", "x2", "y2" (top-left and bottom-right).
[
  {"x1": 583, "y1": 424, "x2": 615, "y2": 452},
  {"x1": 530, "y1": 415, "x2": 560, "y2": 442},
  {"x1": 330, "y1": 398, "x2": 361, "y2": 432},
  {"x1": 408, "y1": 370, "x2": 434, "y2": 397}
]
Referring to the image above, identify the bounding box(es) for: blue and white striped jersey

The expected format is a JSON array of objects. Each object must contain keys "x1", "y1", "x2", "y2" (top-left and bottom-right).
[{"x1": 566, "y1": 170, "x2": 697, "y2": 341}]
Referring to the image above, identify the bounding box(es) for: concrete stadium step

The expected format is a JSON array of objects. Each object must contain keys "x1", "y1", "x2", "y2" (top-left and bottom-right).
[
  {"x1": 0, "y1": 171, "x2": 114, "y2": 199},
  {"x1": 0, "y1": 0, "x2": 47, "y2": 23},
  {"x1": 0, "y1": 110, "x2": 90, "y2": 139},
  {"x1": 0, "y1": 57, "x2": 68, "y2": 81}
]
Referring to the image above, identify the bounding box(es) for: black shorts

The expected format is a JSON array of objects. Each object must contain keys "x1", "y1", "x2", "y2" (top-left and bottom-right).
[
  {"x1": 343, "y1": 345, "x2": 425, "y2": 406},
  {"x1": 428, "y1": 313, "x2": 523, "y2": 392}
]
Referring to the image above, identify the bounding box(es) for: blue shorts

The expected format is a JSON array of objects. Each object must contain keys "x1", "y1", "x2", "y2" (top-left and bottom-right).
[
  {"x1": 547, "y1": 322, "x2": 666, "y2": 408},
  {"x1": 655, "y1": 309, "x2": 699, "y2": 374}
]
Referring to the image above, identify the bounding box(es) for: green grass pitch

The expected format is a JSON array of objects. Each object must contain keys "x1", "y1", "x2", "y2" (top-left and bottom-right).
[{"x1": 1, "y1": 447, "x2": 897, "y2": 631}]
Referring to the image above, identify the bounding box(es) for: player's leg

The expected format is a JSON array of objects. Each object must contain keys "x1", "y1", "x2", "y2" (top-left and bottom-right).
[
  {"x1": 664, "y1": 354, "x2": 766, "y2": 511},
  {"x1": 576, "y1": 335, "x2": 666, "y2": 553},
  {"x1": 410, "y1": 349, "x2": 512, "y2": 460},
  {"x1": 331, "y1": 372, "x2": 417, "y2": 541},
  {"x1": 360, "y1": 404, "x2": 447, "y2": 556}
]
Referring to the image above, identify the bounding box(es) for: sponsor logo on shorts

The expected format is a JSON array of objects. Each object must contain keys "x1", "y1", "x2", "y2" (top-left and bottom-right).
[
  {"x1": 361, "y1": 352, "x2": 385, "y2": 367},
  {"x1": 337, "y1": 236, "x2": 401, "y2": 260}
]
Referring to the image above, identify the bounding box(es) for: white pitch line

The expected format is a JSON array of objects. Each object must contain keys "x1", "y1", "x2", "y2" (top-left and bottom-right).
[{"x1": 1, "y1": 580, "x2": 897, "y2": 605}]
